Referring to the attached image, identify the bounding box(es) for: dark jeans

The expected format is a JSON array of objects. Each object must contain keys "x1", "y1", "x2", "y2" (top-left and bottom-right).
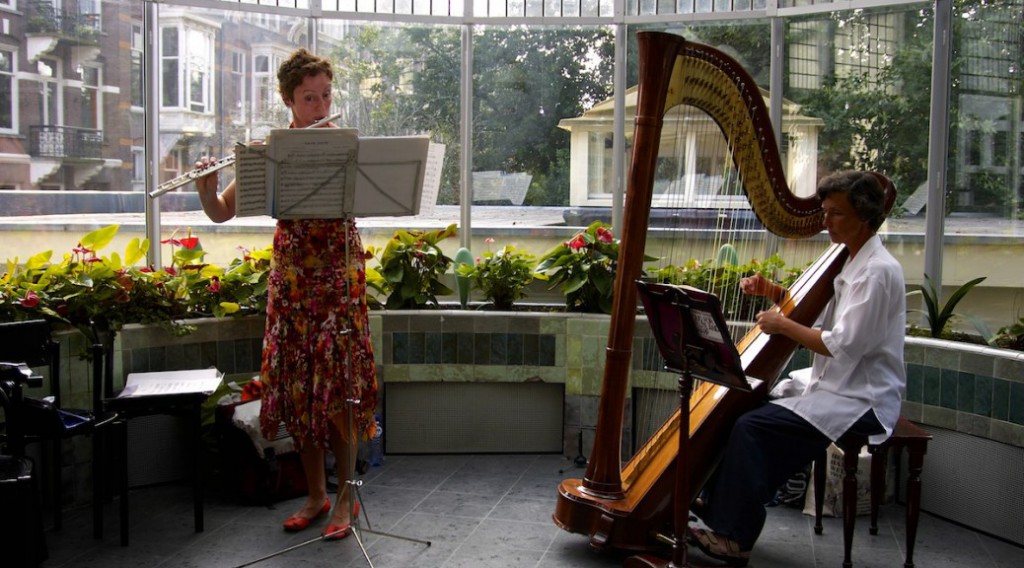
[{"x1": 700, "y1": 402, "x2": 884, "y2": 549}]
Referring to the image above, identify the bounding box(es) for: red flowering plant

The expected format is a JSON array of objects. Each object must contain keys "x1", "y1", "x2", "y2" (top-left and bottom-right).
[
  {"x1": 455, "y1": 238, "x2": 537, "y2": 310},
  {"x1": 366, "y1": 224, "x2": 457, "y2": 309},
  {"x1": 0, "y1": 225, "x2": 273, "y2": 342},
  {"x1": 535, "y1": 222, "x2": 656, "y2": 313}
]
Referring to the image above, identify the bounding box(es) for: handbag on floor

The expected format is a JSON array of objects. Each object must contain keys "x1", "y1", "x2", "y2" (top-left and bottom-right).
[{"x1": 215, "y1": 398, "x2": 308, "y2": 505}]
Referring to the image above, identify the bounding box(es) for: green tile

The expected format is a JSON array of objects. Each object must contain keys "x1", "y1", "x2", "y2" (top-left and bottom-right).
[
  {"x1": 905, "y1": 363, "x2": 923, "y2": 403},
  {"x1": 974, "y1": 375, "x2": 993, "y2": 417},
  {"x1": 1009, "y1": 381, "x2": 1024, "y2": 426},
  {"x1": 490, "y1": 333, "x2": 508, "y2": 364},
  {"x1": 957, "y1": 372, "x2": 975, "y2": 412},
  {"x1": 922, "y1": 365, "x2": 941, "y2": 406},
  {"x1": 940, "y1": 368, "x2": 958, "y2": 409},
  {"x1": 992, "y1": 378, "x2": 1011, "y2": 421}
]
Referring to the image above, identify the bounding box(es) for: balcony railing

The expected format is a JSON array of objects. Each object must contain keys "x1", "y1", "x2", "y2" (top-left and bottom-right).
[
  {"x1": 26, "y1": 1, "x2": 101, "y2": 40},
  {"x1": 30, "y1": 125, "x2": 104, "y2": 160}
]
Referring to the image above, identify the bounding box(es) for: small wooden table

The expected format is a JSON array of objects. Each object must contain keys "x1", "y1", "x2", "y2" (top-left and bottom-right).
[{"x1": 814, "y1": 416, "x2": 932, "y2": 568}]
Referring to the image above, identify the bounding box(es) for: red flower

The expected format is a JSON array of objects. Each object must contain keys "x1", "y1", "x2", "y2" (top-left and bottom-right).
[
  {"x1": 160, "y1": 237, "x2": 181, "y2": 247},
  {"x1": 20, "y1": 290, "x2": 40, "y2": 308},
  {"x1": 73, "y1": 243, "x2": 93, "y2": 256},
  {"x1": 567, "y1": 234, "x2": 587, "y2": 251},
  {"x1": 595, "y1": 227, "x2": 614, "y2": 244},
  {"x1": 180, "y1": 237, "x2": 200, "y2": 250},
  {"x1": 206, "y1": 277, "x2": 221, "y2": 293}
]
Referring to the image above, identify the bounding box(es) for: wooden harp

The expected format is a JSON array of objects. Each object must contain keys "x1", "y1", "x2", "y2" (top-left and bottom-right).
[{"x1": 552, "y1": 31, "x2": 896, "y2": 553}]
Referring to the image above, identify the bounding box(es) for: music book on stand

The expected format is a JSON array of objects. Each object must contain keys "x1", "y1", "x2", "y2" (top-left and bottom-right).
[
  {"x1": 637, "y1": 281, "x2": 750, "y2": 391},
  {"x1": 233, "y1": 128, "x2": 445, "y2": 219},
  {"x1": 114, "y1": 368, "x2": 224, "y2": 400}
]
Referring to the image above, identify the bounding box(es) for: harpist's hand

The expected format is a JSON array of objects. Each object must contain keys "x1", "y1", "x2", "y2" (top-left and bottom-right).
[
  {"x1": 755, "y1": 310, "x2": 786, "y2": 334},
  {"x1": 741, "y1": 273, "x2": 775, "y2": 297}
]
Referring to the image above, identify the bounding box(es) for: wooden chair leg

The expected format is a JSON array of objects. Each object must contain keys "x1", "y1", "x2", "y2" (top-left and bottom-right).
[
  {"x1": 813, "y1": 449, "x2": 826, "y2": 535},
  {"x1": 841, "y1": 443, "x2": 861, "y2": 568},
  {"x1": 868, "y1": 445, "x2": 889, "y2": 535},
  {"x1": 904, "y1": 445, "x2": 926, "y2": 568}
]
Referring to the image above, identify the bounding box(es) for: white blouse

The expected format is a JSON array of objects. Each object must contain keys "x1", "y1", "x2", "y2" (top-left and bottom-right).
[{"x1": 772, "y1": 235, "x2": 906, "y2": 445}]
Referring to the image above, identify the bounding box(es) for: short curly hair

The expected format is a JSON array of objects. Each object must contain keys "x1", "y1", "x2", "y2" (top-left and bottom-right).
[
  {"x1": 277, "y1": 48, "x2": 334, "y2": 104},
  {"x1": 816, "y1": 171, "x2": 887, "y2": 231}
]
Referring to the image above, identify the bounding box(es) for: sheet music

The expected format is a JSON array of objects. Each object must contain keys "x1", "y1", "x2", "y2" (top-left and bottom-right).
[
  {"x1": 117, "y1": 368, "x2": 223, "y2": 399},
  {"x1": 234, "y1": 142, "x2": 269, "y2": 217},
  {"x1": 420, "y1": 143, "x2": 445, "y2": 216},
  {"x1": 268, "y1": 128, "x2": 359, "y2": 219},
  {"x1": 233, "y1": 130, "x2": 436, "y2": 219},
  {"x1": 354, "y1": 136, "x2": 436, "y2": 216}
]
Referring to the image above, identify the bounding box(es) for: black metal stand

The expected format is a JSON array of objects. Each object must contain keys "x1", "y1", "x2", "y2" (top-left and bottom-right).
[
  {"x1": 625, "y1": 282, "x2": 753, "y2": 568},
  {"x1": 625, "y1": 363, "x2": 696, "y2": 568}
]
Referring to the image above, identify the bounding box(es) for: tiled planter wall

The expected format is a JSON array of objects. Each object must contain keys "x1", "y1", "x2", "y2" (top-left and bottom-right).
[{"x1": 42, "y1": 313, "x2": 1024, "y2": 509}]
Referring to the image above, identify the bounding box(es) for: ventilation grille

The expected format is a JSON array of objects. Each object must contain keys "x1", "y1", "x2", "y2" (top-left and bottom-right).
[
  {"x1": 917, "y1": 426, "x2": 1024, "y2": 546},
  {"x1": 385, "y1": 382, "x2": 563, "y2": 454}
]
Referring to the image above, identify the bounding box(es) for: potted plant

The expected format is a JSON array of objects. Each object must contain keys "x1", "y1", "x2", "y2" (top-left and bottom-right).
[
  {"x1": 366, "y1": 224, "x2": 458, "y2": 309},
  {"x1": 456, "y1": 239, "x2": 538, "y2": 310}
]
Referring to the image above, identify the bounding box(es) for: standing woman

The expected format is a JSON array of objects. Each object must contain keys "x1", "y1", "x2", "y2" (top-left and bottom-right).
[{"x1": 193, "y1": 48, "x2": 377, "y2": 541}]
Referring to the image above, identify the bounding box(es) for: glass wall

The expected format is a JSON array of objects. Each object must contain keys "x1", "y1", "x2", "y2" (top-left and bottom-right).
[{"x1": 0, "y1": 0, "x2": 1021, "y2": 324}]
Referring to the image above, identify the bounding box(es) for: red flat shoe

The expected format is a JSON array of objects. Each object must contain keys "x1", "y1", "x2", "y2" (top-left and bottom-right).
[
  {"x1": 321, "y1": 502, "x2": 360, "y2": 541},
  {"x1": 283, "y1": 498, "x2": 331, "y2": 532},
  {"x1": 321, "y1": 522, "x2": 352, "y2": 541}
]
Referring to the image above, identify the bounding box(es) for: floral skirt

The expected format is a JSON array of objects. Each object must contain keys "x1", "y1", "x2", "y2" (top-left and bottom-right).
[{"x1": 259, "y1": 218, "x2": 378, "y2": 448}]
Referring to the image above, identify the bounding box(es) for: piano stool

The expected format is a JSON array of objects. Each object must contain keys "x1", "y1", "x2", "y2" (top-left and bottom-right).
[{"x1": 813, "y1": 416, "x2": 933, "y2": 568}]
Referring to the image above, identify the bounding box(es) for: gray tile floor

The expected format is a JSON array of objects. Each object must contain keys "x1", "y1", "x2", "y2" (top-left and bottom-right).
[{"x1": 38, "y1": 453, "x2": 1024, "y2": 568}]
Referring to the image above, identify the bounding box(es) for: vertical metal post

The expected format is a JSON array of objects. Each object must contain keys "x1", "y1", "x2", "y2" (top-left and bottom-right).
[
  {"x1": 763, "y1": 16, "x2": 785, "y2": 261},
  {"x1": 924, "y1": 0, "x2": 953, "y2": 292},
  {"x1": 144, "y1": 0, "x2": 161, "y2": 268},
  {"x1": 612, "y1": 22, "x2": 626, "y2": 231},
  {"x1": 459, "y1": 23, "x2": 473, "y2": 249}
]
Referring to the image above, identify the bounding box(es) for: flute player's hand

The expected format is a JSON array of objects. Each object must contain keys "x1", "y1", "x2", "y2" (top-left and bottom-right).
[{"x1": 194, "y1": 157, "x2": 219, "y2": 196}]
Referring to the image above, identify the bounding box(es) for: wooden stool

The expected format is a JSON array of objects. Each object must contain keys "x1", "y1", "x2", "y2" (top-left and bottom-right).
[{"x1": 813, "y1": 417, "x2": 932, "y2": 568}]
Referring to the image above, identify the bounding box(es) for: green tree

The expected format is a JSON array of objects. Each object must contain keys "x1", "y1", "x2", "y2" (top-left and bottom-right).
[{"x1": 471, "y1": 27, "x2": 615, "y2": 206}]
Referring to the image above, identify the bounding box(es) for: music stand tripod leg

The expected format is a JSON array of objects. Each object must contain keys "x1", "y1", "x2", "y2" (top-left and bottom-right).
[{"x1": 625, "y1": 366, "x2": 695, "y2": 568}]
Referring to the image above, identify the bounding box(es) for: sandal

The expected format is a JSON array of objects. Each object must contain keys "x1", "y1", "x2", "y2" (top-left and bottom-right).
[{"x1": 688, "y1": 527, "x2": 751, "y2": 567}]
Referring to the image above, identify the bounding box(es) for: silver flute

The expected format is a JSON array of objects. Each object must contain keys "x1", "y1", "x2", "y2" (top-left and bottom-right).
[{"x1": 148, "y1": 112, "x2": 342, "y2": 198}]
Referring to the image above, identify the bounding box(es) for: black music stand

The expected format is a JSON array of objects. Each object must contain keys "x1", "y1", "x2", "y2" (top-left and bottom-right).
[{"x1": 626, "y1": 281, "x2": 751, "y2": 568}]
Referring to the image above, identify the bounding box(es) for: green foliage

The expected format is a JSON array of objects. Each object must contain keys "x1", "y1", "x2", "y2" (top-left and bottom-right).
[
  {"x1": 651, "y1": 253, "x2": 802, "y2": 321},
  {"x1": 535, "y1": 222, "x2": 655, "y2": 314},
  {"x1": 456, "y1": 242, "x2": 538, "y2": 310},
  {"x1": 992, "y1": 317, "x2": 1024, "y2": 350},
  {"x1": 0, "y1": 226, "x2": 272, "y2": 341},
  {"x1": 368, "y1": 224, "x2": 458, "y2": 309},
  {"x1": 906, "y1": 274, "x2": 990, "y2": 339}
]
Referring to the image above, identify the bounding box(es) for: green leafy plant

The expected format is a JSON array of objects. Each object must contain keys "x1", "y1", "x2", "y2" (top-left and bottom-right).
[
  {"x1": 368, "y1": 224, "x2": 458, "y2": 309},
  {"x1": 651, "y1": 250, "x2": 802, "y2": 321},
  {"x1": 456, "y1": 239, "x2": 538, "y2": 310},
  {"x1": 906, "y1": 274, "x2": 991, "y2": 339},
  {"x1": 0, "y1": 225, "x2": 272, "y2": 341},
  {"x1": 991, "y1": 317, "x2": 1024, "y2": 351},
  {"x1": 535, "y1": 222, "x2": 649, "y2": 314}
]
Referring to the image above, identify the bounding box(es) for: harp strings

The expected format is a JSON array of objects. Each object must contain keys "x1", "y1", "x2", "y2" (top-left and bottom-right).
[{"x1": 630, "y1": 99, "x2": 768, "y2": 461}]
